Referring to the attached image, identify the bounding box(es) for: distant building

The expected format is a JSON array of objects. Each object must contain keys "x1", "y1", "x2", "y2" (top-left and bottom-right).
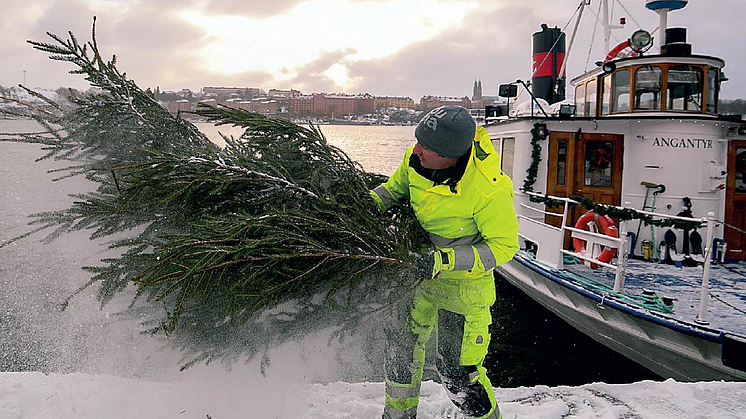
[
  {"x1": 267, "y1": 89, "x2": 299, "y2": 113},
  {"x1": 472, "y1": 80, "x2": 483, "y2": 102},
  {"x1": 252, "y1": 98, "x2": 278, "y2": 114},
  {"x1": 419, "y1": 95, "x2": 472, "y2": 112},
  {"x1": 166, "y1": 99, "x2": 192, "y2": 115},
  {"x1": 268, "y1": 89, "x2": 302, "y2": 98},
  {"x1": 288, "y1": 93, "x2": 374, "y2": 116},
  {"x1": 221, "y1": 96, "x2": 278, "y2": 115},
  {"x1": 176, "y1": 88, "x2": 194, "y2": 98},
  {"x1": 202, "y1": 86, "x2": 266, "y2": 99},
  {"x1": 289, "y1": 94, "x2": 314, "y2": 115},
  {"x1": 374, "y1": 96, "x2": 415, "y2": 109}
]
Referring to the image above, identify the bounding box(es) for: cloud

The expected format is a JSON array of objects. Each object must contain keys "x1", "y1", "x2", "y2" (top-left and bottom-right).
[
  {"x1": 203, "y1": 0, "x2": 305, "y2": 18},
  {"x1": 343, "y1": 2, "x2": 543, "y2": 99},
  {"x1": 2, "y1": 0, "x2": 746, "y2": 101},
  {"x1": 200, "y1": 0, "x2": 382, "y2": 19},
  {"x1": 283, "y1": 48, "x2": 359, "y2": 92}
]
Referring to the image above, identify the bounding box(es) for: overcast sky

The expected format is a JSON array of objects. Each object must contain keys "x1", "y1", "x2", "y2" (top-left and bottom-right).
[{"x1": 2, "y1": 0, "x2": 745, "y2": 100}]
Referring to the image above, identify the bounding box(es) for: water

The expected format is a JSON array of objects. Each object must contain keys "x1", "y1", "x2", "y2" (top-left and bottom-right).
[
  {"x1": 0, "y1": 119, "x2": 657, "y2": 386},
  {"x1": 194, "y1": 122, "x2": 415, "y2": 175}
]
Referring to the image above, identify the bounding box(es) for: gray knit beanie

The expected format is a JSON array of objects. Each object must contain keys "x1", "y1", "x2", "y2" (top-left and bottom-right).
[{"x1": 414, "y1": 106, "x2": 476, "y2": 158}]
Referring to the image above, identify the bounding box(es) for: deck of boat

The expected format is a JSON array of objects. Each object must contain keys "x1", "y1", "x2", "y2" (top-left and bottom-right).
[{"x1": 560, "y1": 258, "x2": 746, "y2": 337}]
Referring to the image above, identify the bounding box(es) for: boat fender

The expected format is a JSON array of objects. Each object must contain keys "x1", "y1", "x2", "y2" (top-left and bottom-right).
[{"x1": 572, "y1": 211, "x2": 618, "y2": 268}]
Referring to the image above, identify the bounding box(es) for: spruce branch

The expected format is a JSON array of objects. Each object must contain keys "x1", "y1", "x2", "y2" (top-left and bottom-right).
[{"x1": 6, "y1": 21, "x2": 430, "y2": 369}]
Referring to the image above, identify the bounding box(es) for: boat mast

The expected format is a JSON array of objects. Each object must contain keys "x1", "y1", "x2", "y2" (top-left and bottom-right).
[
  {"x1": 603, "y1": 0, "x2": 610, "y2": 53},
  {"x1": 557, "y1": 0, "x2": 586, "y2": 89},
  {"x1": 602, "y1": 0, "x2": 625, "y2": 55}
]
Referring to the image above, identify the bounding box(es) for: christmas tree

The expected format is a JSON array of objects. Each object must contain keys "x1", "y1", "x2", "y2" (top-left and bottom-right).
[{"x1": 1, "y1": 19, "x2": 428, "y2": 369}]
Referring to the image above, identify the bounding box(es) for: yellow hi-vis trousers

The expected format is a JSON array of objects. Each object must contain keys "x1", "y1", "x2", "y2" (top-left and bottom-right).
[{"x1": 383, "y1": 273, "x2": 501, "y2": 419}]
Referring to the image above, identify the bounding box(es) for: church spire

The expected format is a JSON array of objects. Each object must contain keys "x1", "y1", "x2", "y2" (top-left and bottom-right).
[{"x1": 472, "y1": 79, "x2": 483, "y2": 101}]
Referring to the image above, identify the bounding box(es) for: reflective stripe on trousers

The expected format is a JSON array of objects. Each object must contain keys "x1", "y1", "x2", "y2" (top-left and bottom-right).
[{"x1": 383, "y1": 274, "x2": 499, "y2": 419}]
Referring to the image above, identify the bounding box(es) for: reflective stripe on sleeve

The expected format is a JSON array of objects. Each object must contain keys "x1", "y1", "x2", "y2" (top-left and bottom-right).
[
  {"x1": 452, "y1": 245, "x2": 476, "y2": 271},
  {"x1": 373, "y1": 184, "x2": 394, "y2": 208},
  {"x1": 429, "y1": 232, "x2": 482, "y2": 248},
  {"x1": 475, "y1": 242, "x2": 497, "y2": 270}
]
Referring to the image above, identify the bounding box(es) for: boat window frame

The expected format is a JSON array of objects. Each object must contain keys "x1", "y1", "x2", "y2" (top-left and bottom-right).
[
  {"x1": 574, "y1": 62, "x2": 718, "y2": 116},
  {"x1": 706, "y1": 66, "x2": 719, "y2": 114},
  {"x1": 600, "y1": 74, "x2": 611, "y2": 116},
  {"x1": 575, "y1": 83, "x2": 586, "y2": 117},
  {"x1": 496, "y1": 137, "x2": 515, "y2": 179},
  {"x1": 585, "y1": 79, "x2": 598, "y2": 117},
  {"x1": 556, "y1": 138, "x2": 567, "y2": 185},
  {"x1": 610, "y1": 68, "x2": 631, "y2": 114},
  {"x1": 666, "y1": 64, "x2": 704, "y2": 113},
  {"x1": 633, "y1": 65, "x2": 663, "y2": 111}
]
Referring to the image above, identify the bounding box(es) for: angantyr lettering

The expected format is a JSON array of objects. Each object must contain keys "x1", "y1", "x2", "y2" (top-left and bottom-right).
[{"x1": 651, "y1": 137, "x2": 712, "y2": 149}]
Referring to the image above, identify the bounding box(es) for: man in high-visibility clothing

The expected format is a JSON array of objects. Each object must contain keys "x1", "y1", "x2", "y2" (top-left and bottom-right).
[{"x1": 370, "y1": 106, "x2": 519, "y2": 419}]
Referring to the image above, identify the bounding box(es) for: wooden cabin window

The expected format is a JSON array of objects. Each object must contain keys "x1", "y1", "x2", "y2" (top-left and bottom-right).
[
  {"x1": 586, "y1": 79, "x2": 597, "y2": 116},
  {"x1": 600, "y1": 75, "x2": 611, "y2": 115},
  {"x1": 737, "y1": 148, "x2": 746, "y2": 193},
  {"x1": 634, "y1": 66, "x2": 662, "y2": 111},
  {"x1": 612, "y1": 70, "x2": 630, "y2": 112},
  {"x1": 556, "y1": 139, "x2": 567, "y2": 185},
  {"x1": 575, "y1": 84, "x2": 586, "y2": 116},
  {"x1": 584, "y1": 141, "x2": 613, "y2": 187},
  {"x1": 667, "y1": 65, "x2": 703, "y2": 112},
  {"x1": 500, "y1": 137, "x2": 515, "y2": 179},
  {"x1": 706, "y1": 68, "x2": 719, "y2": 114}
]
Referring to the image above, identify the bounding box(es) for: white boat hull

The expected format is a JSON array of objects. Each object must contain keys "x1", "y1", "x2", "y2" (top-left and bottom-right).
[{"x1": 496, "y1": 254, "x2": 746, "y2": 381}]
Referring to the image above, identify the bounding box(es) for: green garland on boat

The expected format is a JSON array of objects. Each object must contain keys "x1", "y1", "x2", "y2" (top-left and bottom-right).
[{"x1": 520, "y1": 123, "x2": 703, "y2": 231}]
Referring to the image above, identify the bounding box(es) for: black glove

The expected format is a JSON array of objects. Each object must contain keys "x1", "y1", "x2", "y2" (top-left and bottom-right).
[{"x1": 414, "y1": 250, "x2": 447, "y2": 281}]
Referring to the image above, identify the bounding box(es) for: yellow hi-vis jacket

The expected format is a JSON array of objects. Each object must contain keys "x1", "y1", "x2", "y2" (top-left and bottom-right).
[{"x1": 371, "y1": 126, "x2": 519, "y2": 280}]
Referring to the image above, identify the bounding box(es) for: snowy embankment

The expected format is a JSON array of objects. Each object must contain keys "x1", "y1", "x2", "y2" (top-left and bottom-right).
[{"x1": 1, "y1": 372, "x2": 745, "y2": 419}]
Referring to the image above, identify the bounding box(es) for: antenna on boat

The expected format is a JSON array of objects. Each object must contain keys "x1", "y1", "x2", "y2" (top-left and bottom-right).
[
  {"x1": 556, "y1": 0, "x2": 586, "y2": 99},
  {"x1": 645, "y1": 0, "x2": 688, "y2": 52},
  {"x1": 601, "y1": 0, "x2": 626, "y2": 55}
]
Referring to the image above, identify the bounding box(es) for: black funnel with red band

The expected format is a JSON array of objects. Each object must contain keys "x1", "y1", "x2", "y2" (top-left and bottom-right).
[{"x1": 532, "y1": 24, "x2": 566, "y2": 104}]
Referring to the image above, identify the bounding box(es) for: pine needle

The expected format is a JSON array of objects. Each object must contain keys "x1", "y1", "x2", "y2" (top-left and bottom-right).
[{"x1": 6, "y1": 20, "x2": 430, "y2": 368}]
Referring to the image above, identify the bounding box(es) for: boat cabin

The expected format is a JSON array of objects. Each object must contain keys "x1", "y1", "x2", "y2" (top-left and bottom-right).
[
  {"x1": 484, "y1": 0, "x2": 746, "y2": 383},
  {"x1": 572, "y1": 56, "x2": 723, "y2": 117},
  {"x1": 486, "y1": 27, "x2": 746, "y2": 262}
]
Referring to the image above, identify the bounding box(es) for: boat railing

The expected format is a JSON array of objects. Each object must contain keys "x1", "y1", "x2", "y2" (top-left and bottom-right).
[{"x1": 517, "y1": 191, "x2": 717, "y2": 323}]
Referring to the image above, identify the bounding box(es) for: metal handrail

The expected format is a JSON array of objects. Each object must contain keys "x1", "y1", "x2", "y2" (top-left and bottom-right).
[
  {"x1": 520, "y1": 203, "x2": 564, "y2": 217},
  {"x1": 521, "y1": 191, "x2": 716, "y2": 323}
]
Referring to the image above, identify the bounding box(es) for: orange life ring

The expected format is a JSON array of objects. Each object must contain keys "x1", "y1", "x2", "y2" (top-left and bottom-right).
[{"x1": 573, "y1": 211, "x2": 618, "y2": 268}]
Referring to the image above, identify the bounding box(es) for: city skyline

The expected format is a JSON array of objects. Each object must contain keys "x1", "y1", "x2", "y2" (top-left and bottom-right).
[{"x1": 2, "y1": 0, "x2": 746, "y2": 101}]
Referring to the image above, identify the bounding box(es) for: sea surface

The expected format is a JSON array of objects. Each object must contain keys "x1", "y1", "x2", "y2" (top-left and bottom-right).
[
  {"x1": 194, "y1": 122, "x2": 414, "y2": 176},
  {"x1": 0, "y1": 119, "x2": 657, "y2": 387}
]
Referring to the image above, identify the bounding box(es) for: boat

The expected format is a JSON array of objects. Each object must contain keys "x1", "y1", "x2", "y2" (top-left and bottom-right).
[{"x1": 485, "y1": 0, "x2": 746, "y2": 381}]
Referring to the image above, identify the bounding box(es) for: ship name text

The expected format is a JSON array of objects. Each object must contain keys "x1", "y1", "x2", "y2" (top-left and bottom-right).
[{"x1": 652, "y1": 137, "x2": 713, "y2": 149}]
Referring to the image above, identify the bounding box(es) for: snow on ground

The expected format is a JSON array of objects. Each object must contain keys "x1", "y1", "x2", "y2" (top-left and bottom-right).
[{"x1": 1, "y1": 372, "x2": 745, "y2": 419}]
